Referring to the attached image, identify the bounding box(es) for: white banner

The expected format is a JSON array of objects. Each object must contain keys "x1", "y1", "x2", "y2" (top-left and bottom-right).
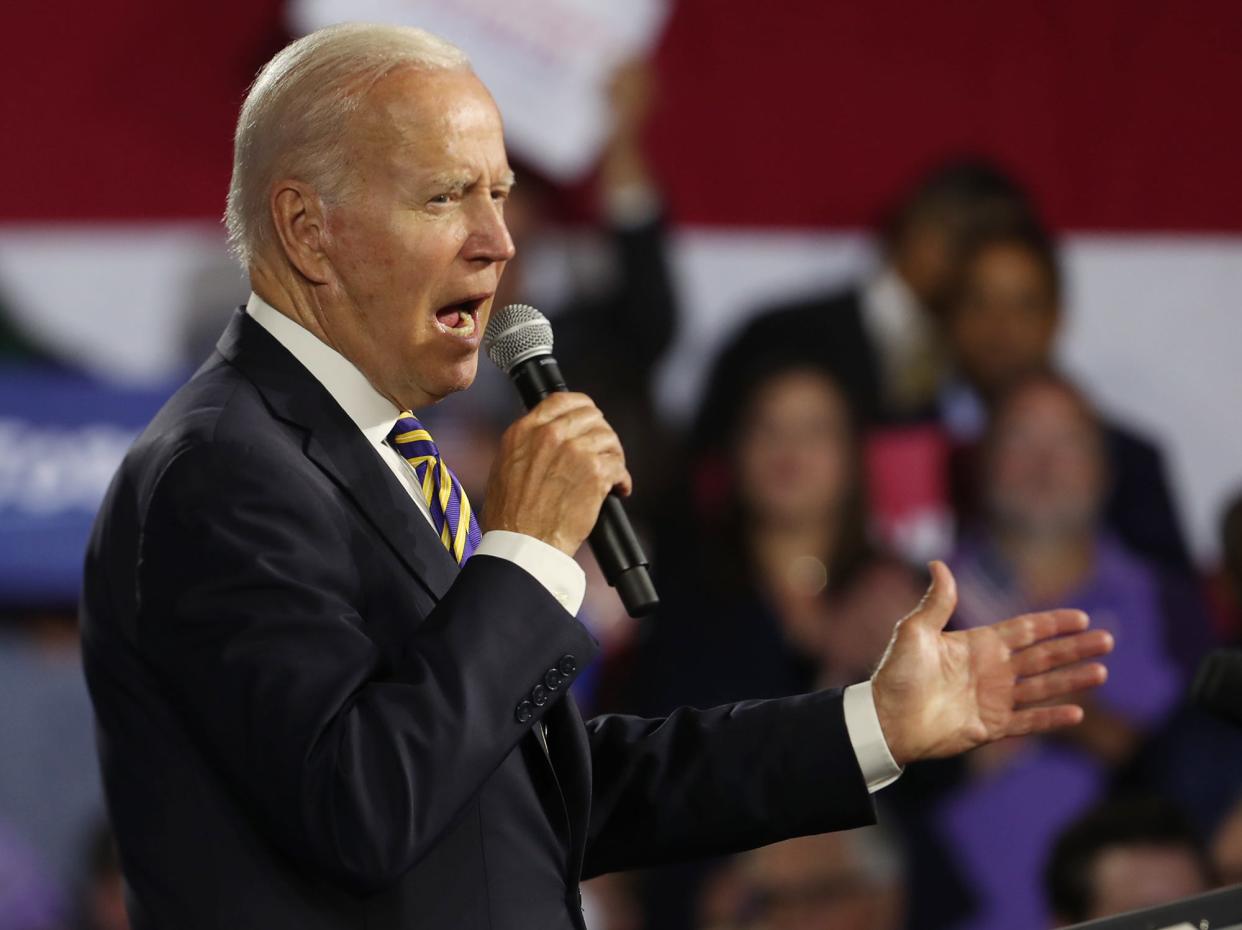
[{"x1": 290, "y1": 0, "x2": 670, "y2": 181}]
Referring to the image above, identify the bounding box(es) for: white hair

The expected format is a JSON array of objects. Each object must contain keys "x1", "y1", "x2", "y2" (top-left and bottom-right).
[{"x1": 224, "y1": 22, "x2": 471, "y2": 267}]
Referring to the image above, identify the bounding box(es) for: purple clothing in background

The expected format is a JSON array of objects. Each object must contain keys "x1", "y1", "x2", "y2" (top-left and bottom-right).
[
  {"x1": 936, "y1": 534, "x2": 1182, "y2": 930},
  {"x1": 0, "y1": 822, "x2": 64, "y2": 930},
  {"x1": 0, "y1": 633, "x2": 105, "y2": 915}
]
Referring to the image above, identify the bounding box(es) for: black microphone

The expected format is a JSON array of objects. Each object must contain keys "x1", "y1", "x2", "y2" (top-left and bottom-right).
[
  {"x1": 1192, "y1": 648, "x2": 1242, "y2": 727},
  {"x1": 482, "y1": 303, "x2": 659, "y2": 618}
]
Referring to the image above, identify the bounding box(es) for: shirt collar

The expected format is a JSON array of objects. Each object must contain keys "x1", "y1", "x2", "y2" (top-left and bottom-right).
[{"x1": 244, "y1": 292, "x2": 404, "y2": 450}]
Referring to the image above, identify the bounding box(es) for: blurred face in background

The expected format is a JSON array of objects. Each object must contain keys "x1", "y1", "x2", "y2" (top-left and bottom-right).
[
  {"x1": 891, "y1": 215, "x2": 958, "y2": 310},
  {"x1": 949, "y1": 241, "x2": 1060, "y2": 398},
  {"x1": 985, "y1": 380, "x2": 1106, "y2": 540},
  {"x1": 742, "y1": 833, "x2": 903, "y2": 930},
  {"x1": 1083, "y1": 843, "x2": 1210, "y2": 920},
  {"x1": 735, "y1": 370, "x2": 856, "y2": 531}
]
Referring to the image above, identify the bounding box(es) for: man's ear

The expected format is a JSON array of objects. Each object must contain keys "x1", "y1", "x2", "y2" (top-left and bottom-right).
[{"x1": 269, "y1": 180, "x2": 333, "y2": 285}]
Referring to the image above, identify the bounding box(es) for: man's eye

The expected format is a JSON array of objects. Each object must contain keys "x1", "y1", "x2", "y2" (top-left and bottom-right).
[{"x1": 430, "y1": 194, "x2": 451, "y2": 205}]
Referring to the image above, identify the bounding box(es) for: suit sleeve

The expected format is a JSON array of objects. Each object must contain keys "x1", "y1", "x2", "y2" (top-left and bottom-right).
[
  {"x1": 1104, "y1": 426, "x2": 1193, "y2": 571},
  {"x1": 580, "y1": 690, "x2": 875, "y2": 877},
  {"x1": 607, "y1": 216, "x2": 678, "y2": 373},
  {"x1": 135, "y1": 440, "x2": 598, "y2": 894}
]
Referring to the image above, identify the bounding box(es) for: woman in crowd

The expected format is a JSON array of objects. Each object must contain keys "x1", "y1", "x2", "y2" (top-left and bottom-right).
[
  {"x1": 627, "y1": 362, "x2": 921, "y2": 716},
  {"x1": 614, "y1": 362, "x2": 960, "y2": 930}
]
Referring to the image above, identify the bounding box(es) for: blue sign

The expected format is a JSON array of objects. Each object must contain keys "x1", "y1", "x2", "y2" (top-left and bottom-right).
[{"x1": 0, "y1": 365, "x2": 180, "y2": 605}]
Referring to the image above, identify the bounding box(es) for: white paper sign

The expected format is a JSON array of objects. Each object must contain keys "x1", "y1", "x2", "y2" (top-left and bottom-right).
[{"x1": 290, "y1": 0, "x2": 669, "y2": 181}]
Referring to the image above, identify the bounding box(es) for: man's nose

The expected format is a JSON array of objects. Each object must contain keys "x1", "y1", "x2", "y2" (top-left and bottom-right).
[{"x1": 464, "y1": 198, "x2": 516, "y2": 264}]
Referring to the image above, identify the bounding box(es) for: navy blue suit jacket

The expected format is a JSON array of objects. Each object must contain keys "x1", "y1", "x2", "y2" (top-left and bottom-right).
[{"x1": 80, "y1": 310, "x2": 875, "y2": 929}]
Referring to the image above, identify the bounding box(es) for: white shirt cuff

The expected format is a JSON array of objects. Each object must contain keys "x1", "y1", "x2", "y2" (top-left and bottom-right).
[
  {"x1": 475, "y1": 531, "x2": 586, "y2": 616},
  {"x1": 843, "y1": 681, "x2": 904, "y2": 793}
]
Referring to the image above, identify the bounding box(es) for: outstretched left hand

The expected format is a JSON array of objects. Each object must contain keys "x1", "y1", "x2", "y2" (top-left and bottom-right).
[{"x1": 871, "y1": 561, "x2": 1114, "y2": 766}]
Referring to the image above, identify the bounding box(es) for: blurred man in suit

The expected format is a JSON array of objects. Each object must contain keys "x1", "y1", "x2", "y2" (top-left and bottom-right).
[
  {"x1": 696, "y1": 158, "x2": 1034, "y2": 444},
  {"x1": 81, "y1": 24, "x2": 1111, "y2": 930}
]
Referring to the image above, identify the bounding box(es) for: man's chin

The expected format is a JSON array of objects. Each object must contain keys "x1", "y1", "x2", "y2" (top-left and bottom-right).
[{"x1": 415, "y1": 359, "x2": 480, "y2": 406}]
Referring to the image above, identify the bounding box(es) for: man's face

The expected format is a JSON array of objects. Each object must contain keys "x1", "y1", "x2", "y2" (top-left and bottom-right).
[
  {"x1": 319, "y1": 67, "x2": 515, "y2": 409},
  {"x1": 948, "y1": 242, "x2": 1060, "y2": 398},
  {"x1": 986, "y1": 382, "x2": 1106, "y2": 539}
]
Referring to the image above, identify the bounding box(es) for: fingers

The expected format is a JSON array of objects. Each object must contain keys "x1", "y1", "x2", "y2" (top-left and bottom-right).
[
  {"x1": 527, "y1": 391, "x2": 597, "y2": 424},
  {"x1": 1005, "y1": 704, "x2": 1085, "y2": 737},
  {"x1": 1011, "y1": 629, "x2": 1115, "y2": 677},
  {"x1": 569, "y1": 423, "x2": 624, "y2": 453},
  {"x1": 487, "y1": 392, "x2": 633, "y2": 553},
  {"x1": 582, "y1": 437, "x2": 632, "y2": 496},
  {"x1": 1013, "y1": 661, "x2": 1108, "y2": 706},
  {"x1": 904, "y1": 560, "x2": 958, "y2": 632},
  {"x1": 993, "y1": 609, "x2": 1092, "y2": 651},
  {"x1": 526, "y1": 397, "x2": 625, "y2": 457},
  {"x1": 564, "y1": 423, "x2": 631, "y2": 495},
  {"x1": 613, "y1": 465, "x2": 634, "y2": 497},
  {"x1": 516, "y1": 394, "x2": 631, "y2": 492},
  {"x1": 529, "y1": 400, "x2": 611, "y2": 443}
]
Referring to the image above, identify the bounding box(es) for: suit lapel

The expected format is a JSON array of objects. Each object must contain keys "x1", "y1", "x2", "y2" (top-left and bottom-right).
[
  {"x1": 216, "y1": 310, "x2": 459, "y2": 602},
  {"x1": 219, "y1": 309, "x2": 588, "y2": 870}
]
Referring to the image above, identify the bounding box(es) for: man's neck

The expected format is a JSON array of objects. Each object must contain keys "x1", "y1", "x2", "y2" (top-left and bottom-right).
[
  {"x1": 248, "y1": 264, "x2": 411, "y2": 413},
  {"x1": 250, "y1": 264, "x2": 337, "y2": 351}
]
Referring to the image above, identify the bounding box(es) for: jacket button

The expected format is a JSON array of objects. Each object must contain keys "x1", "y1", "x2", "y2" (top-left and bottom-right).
[
  {"x1": 558, "y1": 655, "x2": 577, "y2": 676},
  {"x1": 544, "y1": 668, "x2": 564, "y2": 690},
  {"x1": 515, "y1": 700, "x2": 534, "y2": 724},
  {"x1": 531, "y1": 683, "x2": 549, "y2": 707}
]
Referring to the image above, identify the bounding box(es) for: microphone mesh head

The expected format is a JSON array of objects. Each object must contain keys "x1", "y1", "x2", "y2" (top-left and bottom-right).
[{"x1": 483, "y1": 303, "x2": 555, "y2": 373}]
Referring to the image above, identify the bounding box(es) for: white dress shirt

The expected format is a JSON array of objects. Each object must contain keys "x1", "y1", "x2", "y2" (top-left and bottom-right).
[{"x1": 244, "y1": 293, "x2": 902, "y2": 793}]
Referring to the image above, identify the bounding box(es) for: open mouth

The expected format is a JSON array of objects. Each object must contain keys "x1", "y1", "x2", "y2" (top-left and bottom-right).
[{"x1": 434, "y1": 296, "x2": 487, "y2": 338}]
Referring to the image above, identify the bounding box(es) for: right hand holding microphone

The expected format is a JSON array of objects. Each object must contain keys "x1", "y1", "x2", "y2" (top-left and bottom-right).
[{"x1": 482, "y1": 392, "x2": 632, "y2": 557}]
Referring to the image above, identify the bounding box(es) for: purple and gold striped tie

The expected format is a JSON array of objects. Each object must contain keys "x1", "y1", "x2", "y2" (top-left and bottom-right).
[{"x1": 388, "y1": 413, "x2": 482, "y2": 563}]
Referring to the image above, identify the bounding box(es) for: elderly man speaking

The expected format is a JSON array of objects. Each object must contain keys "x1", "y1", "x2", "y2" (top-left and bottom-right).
[{"x1": 81, "y1": 23, "x2": 1112, "y2": 930}]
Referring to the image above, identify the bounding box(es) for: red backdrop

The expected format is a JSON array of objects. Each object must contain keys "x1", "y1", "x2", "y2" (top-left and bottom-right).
[{"x1": 4, "y1": 0, "x2": 1240, "y2": 230}]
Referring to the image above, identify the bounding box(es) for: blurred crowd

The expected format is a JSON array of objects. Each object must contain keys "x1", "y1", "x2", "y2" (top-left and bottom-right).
[{"x1": 2, "y1": 56, "x2": 1242, "y2": 930}]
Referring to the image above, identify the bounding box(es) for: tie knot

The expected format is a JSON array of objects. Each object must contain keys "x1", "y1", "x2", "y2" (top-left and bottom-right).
[{"x1": 389, "y1": 412, "x2": 438, "y2": 458}]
